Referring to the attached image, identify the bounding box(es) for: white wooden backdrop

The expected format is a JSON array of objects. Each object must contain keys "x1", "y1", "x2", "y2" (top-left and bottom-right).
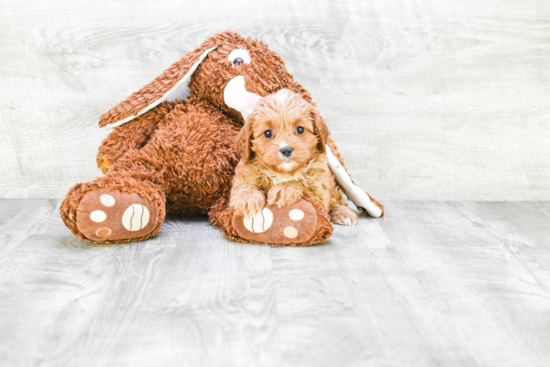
[{"x1": 0, "y1": 0, "x2": 549, "y2": 200}]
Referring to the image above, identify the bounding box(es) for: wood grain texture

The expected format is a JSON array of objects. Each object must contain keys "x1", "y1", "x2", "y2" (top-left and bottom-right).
[
  {"x1": 0, "y1": 0, "x2": 549, "y2": 200},
  {"x1": 1, "y1": 199, "x2": 550, "y2": 366}
]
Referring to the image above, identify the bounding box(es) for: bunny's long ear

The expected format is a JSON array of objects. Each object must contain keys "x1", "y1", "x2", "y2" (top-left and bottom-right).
[{"x1": 98, "y1": 43, "x2": 218, "y2": 128}]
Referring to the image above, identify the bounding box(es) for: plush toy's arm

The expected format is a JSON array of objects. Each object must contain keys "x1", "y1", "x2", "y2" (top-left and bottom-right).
[
  {"x1": 325, "y1": 144, "x2": 384, "y2": 218},
  {"x1": 96, "y1": 102, "x2": 175, "y2": 173}
]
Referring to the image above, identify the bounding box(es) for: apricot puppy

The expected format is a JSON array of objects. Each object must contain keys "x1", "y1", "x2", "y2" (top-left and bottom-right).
[{"x1": 230, "y1": 89, "x2": 357, "y2": 226}]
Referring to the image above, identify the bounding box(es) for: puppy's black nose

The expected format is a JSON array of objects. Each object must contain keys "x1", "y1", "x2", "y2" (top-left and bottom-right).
[{"x1": 280, "y1": 146, "x2": 293, "y2": 157}]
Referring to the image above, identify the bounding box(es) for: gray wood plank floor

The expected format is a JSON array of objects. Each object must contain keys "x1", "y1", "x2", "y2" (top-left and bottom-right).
[{"x1": 1, "y1": 200, "x2": 549, "y2": 366}]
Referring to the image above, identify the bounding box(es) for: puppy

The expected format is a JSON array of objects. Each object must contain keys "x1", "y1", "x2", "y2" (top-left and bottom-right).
[{"x1": 230, "y1": 89, "x2": 358, "y2": 226}]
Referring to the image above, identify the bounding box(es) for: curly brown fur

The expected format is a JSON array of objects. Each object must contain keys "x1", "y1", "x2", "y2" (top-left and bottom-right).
[
  {"x1": 60, "y1": 176, "x2": 166, "y2": 244},
  {"x1": 229, "y1": 184, "x2": 266, "y2": 218},
  {"x1": 330, "y1": 205, "x2": 358, "y2": 226},
  {"x1": 214, "y1": 196, "x2": 333, "y2": 247},
  {"x1": 97, "y1": 102, "x2": 176, "y2": 173},
  {"x1": 62, "y1": 30, "x2": 381, "y2": 243},
  {"x1": 106, "y1": 99, "x2": 241, "y2": 216},
  {"x1": 99, "y1": 31, "x2": 313, "y2": 128},
  {"x1": 230, "y1": 90, "x2": 356, "y2": 225}
]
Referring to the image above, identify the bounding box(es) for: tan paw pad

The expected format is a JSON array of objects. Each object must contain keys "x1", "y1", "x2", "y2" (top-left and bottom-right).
[
  {"x1": 90, "y1": 210, "x2": 106, "y2": 223},
  {"x1": 233, "y1": 199, "x2": 318, "y2": 245},
  {"x1": 96, "y1": 228, "x2": 111, "y2": 237},
  {"x1": 76, "y1": 189, "x2": 159, "y2": 243},
  {"x1": 283, "y1": 226, "x2": 298, "y2": 239},
  {"x1": 100, "y1": 194, "x2": 115, "y2": 207},
  {"x1": 289, "y1": 209, "x2": 304, "y2": 220},
  {"x1": 243, "y1": 208, "x2": 273, "y2": 233},
  {"x1": 122, "y1": 204, "x2": 150, "y2": 231}
]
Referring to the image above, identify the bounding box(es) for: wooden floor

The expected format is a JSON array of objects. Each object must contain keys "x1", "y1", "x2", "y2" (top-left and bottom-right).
[{"x1": 0, "y1": 200, "x2": 549, "y2": 366}]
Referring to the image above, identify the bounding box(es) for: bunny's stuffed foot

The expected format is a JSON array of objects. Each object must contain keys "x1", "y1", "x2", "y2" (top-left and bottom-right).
[
  {"x1": 212, "y1": 197, "x2": 333, "y2": 247},
  {"x1": 60, "y1": 178, "x2": 166, "y2": 244},
  {"x1": 75, "y1": 189, "x2": 160, "y2": 243}
]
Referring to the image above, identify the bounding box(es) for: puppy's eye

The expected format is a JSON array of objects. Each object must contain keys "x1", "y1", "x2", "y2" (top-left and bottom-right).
[
  {"x1": 296, "y1": 126, "x2": 305, "y2": 135},
  {"x1": 228, "y1": 49, "x2": 250, "y2": 66},
  {"x1": 264, "y1": 130, "x2": 273, "y2": 138}
]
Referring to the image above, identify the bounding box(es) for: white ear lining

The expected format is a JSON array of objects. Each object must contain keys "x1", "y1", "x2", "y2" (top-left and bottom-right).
[
  {"x1": 103, "y1": 45, "x2": 218, "y2": 130},
  {"x1": 325, "y1": 145, "x2": 383, "y2": 218}
]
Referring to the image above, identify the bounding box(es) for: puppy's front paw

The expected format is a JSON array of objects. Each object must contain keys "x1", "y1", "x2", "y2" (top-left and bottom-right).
[
  {"x1": 230, "y1": 187, "x2": 266, "y2": 218},
  {"x1": 267, "y1": 185, "x2": 302, "y2": 208},
  {"x1": 330, "y1": 205, "x2": 358, "y2": 226}
]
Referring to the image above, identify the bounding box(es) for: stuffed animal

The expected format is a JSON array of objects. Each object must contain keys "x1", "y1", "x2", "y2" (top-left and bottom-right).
[{"x1": 60, "y1": 31, "x2": 384, "y2": 246}]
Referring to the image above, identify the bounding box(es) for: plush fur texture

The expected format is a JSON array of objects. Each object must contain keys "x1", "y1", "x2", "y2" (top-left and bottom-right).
[
  {"x1": 60, "y1": 176, "x2": 166, "y2": 244},
  {"x1": 230, "y1": 90, "x2": 357, "y2": 226},
  {"x1": 214, "y1": 196, "x2": 333, "y2": 247},
  {"x1": 60, "y1": 30, "x2": 383, "y2": 245}
]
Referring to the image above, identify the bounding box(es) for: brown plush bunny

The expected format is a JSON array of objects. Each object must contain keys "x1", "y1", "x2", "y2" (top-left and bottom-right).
[{"x1": 60, "y1": 30, "x2": 384, "y2": 246}]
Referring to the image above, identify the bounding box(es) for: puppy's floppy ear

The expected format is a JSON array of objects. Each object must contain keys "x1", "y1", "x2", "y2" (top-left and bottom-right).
[
  {"x1": 236, "y1": 118, "x2": 255, "y2": 163},
  {"x1": 310, "y1": 105, "x2": 329, "y2": 153}
]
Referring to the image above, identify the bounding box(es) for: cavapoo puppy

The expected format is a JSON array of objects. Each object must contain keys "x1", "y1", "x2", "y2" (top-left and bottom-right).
[{"x1": 230, "y1": 89, "x2": 358, "y2": 226}]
